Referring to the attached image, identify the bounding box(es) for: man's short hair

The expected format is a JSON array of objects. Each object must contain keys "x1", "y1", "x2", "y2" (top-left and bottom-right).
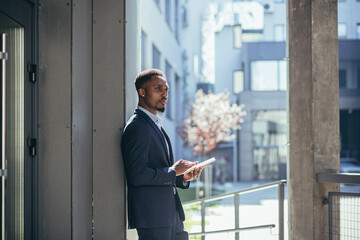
[{"x1": 134, "y1": 69, "x2": 166, "y2": 92}]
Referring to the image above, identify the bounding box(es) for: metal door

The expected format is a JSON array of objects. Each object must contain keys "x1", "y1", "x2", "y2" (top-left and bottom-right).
[{"x1": 0, "y1": 1, "x2": 37, "y2": 239}]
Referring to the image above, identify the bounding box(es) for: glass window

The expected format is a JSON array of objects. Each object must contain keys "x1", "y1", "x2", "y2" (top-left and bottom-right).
[
  {"x1": 233, "y1": 25, "x2": 242, "y2": 48},
  {"x1": 193, "y1": 55, "x2": 199, "y2": 77},
  {"x1": 252, "y1": 110, "x2": 287, "y2": 180},
  {"x1": 274, "y1": 24, "x2": 285, "y2": 42},
  {"x1": 165, "y1": 0, "x2": 171, "y2": 27},
  {"x1": 181, "y1": 6, "x2": 188, "y2": 27},
  {"x1": 0, "y1": 13, "x2": 25, "y2": 239},
  {"x1": 234, "y1": 13, "x2": 239, "y2": 25},
  {"x1": 339, "y1": 69, "x2": 347, "y2": 88},
  {"x1": 340, "y1": 110, "x2": 360, "y2": 160},
  {"x1": 233, "y1": 70, "x2": 244, "y2": 93},
  {"x1": 339, "y1": 60, "x2": 359, "y2": 89},
  {"x1": 357, "y1": 23, "x2": 360, "y2": 39},
  {"x1": 279, "y1": 60, "x2": 287, "y2": 90},
  {"x1": 165, "y1": 61, "x2": 172, "y2": 119},
  {"x1": 152, "y1": 44, "x2": 161, "y2": 69},
  {"x1": 338, "y1": 23, "x2": 347, "y2": 40},
  {"x1": 141, "y1": 31, "x2": 147, "y2": 70},
  {"x1": 175, "y1": 0, "x2": 179, "y2": 41},
  {"x1": 251, "y1": 60, "x2": 287, "y2": 91}
]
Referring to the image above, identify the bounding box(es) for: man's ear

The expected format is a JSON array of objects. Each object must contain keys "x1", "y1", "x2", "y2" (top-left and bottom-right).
[{"x1": 138, "y1": 88, "x2": 145, "y2": 97}]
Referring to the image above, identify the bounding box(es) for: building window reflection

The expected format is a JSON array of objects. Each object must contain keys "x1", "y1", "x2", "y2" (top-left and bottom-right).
[
  {"x1": 339, "y1": 60, "x2": 359, "y2": 90},
  {"x1": 252, "y1": 110, "x2": 287, "y2": 180},
  {"x1": 165, "y1": 60, "x2": 172, "y2": 120},
  {"x1": 165, "y1": 0, "x2": 171, "y2": 28},
  {"x1": 251, "y1": 60, "x2": 287, "y2": 91},
  {"x1": 141, "y1": 30, "x2": 147, "y2": 70},
  {"x1": 274, "y1": 24, "x2": 285, "y2": 42},
  {"x1": 340, "y1": 110, "x2": 360, "y2": 160},
  {"x1": 233, "y1": 70, "x2": 244, "y2": 94},
  {"x1": 152, "y1": 44, "x2": 161, "y2": 69},
  {"x1": 233, "y1": 25, "x2": 242, "y2": 48},
  {"x1": 338, "y1": 23, "x2": 347, "y2": 39}
]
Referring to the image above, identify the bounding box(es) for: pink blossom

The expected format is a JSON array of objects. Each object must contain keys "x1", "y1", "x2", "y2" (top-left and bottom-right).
[{"x1": 182, "y1": 89, "x2": 246, "y2": 155}]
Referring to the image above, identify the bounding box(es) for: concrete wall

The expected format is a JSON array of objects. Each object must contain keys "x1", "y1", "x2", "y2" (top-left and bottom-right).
[{"x1": 38, "y1": 0, "x2": 139, "y2": 239}]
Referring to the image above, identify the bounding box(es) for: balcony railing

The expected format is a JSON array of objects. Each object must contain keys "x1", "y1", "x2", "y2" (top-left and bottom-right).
[
  {"x1": 317, "y1": 172, "x2": 360, "y2": 240},
  {"x1": 183, "y1": 180, "x2": 287, "y2": 240}
]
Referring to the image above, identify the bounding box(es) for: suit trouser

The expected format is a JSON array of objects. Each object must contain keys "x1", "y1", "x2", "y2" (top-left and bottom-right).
[{"x1": 136, "y1": 211, "x2": 188, "y2": 240}]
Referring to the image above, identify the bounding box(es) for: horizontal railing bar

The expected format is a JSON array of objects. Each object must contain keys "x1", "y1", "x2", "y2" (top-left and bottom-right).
[
  {"x1": 183, "y1": 180, "x2": 287, "y2": 205},
  {"x1": 188, "y1": 224, "x2": 276, "y2": 236},
  {"x1": 317, "y1": 173, "x2": 360, "y2": 185}
]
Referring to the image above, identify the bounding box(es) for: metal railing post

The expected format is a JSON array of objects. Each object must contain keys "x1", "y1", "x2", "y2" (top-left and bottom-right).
[
  {"x1": 235, "y1": 193, "x2": 240, "y2": 240},
  {"x1": 201, "y1": 200, "x2": 205, "y2": 240},
  {"x1": 278, "y1": 182, "x2": 285, "y2": 240}
]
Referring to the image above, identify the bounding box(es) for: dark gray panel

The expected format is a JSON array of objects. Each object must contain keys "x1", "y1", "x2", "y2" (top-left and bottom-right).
[
  {"x1": 92, "y1": 0, "x2": 127, "y2": 238},
  {"x1": 339, "y1": 40, "x2": 360, "y2": 60},
  {"x1": 245, "y1": 42, "x2": 286, "y2": 61},
  {"x1": 38, "y1": 0, "x2": 72, "y2": 239},
  {"x1": 72, "y1": 0, "x2": 93, "y2": 239}
]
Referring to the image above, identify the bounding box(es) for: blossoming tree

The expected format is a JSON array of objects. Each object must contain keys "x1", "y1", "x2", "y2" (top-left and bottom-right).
[
  {"x1": 183, "y1": 89, "x2": 246, "y2": 156},
  {"x1": 182, "y1": 89, "x2": 246, "y2": 197}
]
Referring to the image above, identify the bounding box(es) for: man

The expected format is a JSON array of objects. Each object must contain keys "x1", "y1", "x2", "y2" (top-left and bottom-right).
[{"x1": 121, "y1": 69, "x2": 203, "y2": 240}]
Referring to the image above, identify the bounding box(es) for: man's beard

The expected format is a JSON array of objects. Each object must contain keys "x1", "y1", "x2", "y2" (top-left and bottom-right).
[{"x1": 157, "y1": 107, "x2": 166, "y2": 113}]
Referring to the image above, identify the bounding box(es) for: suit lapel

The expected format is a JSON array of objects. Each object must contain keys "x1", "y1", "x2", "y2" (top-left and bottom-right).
[
  {"x1": 135, "y1": 109, "x2": 172, "y2": 165},
  {"x1": 161, "y1": 127, "x2": 174, "y2": 165}
]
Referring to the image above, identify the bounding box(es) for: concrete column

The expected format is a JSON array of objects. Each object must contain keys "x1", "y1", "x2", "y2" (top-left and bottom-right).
[{"x1": 288, "y1": 0, "x2": 340, "y2": 239}]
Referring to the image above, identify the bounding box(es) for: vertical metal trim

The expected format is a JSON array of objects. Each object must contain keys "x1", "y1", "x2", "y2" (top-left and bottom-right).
[
  {"x1": 201, "y1": 201, "x2": 205, "y2": 240},
  {"x1": 234, "y1": 193, "x2": 240, "y2": 240},
  {"x1": 1, "y1": 32, "x2": 7, "y2": 240},
  {"x1": 329, "y1": 192, "x2": 333, "y2": 240},
  {"x1": 278, "y1": 182, "x2": 285, "y2": 240}
]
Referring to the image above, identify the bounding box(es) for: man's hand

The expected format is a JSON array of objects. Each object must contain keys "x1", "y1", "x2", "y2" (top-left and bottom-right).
[
  {"x1": 183, "y1": 166, "x2": 204, "y2": 182},
  {"x1": 172, "y1": 160, "x2": 197, "y2": 176}
]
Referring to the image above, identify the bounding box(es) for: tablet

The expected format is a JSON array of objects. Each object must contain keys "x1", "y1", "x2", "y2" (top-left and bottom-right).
[{"x1": 183, "y1": 157, "x2": 216, "y2": 174}]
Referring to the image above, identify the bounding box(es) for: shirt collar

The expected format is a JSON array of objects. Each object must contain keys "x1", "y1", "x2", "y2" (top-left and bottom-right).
[{"x1": 137, "y1": 106, "x2": 162, "y2": 129}]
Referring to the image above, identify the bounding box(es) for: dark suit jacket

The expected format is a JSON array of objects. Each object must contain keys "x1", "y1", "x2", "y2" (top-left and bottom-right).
[{"x1": 121, "y1": 108, "x2": 189, "y2": 229}]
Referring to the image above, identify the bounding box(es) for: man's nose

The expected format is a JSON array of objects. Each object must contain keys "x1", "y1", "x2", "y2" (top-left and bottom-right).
[{"x1": 162, "y1": 90, "x2": 168, "y2": 97}]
